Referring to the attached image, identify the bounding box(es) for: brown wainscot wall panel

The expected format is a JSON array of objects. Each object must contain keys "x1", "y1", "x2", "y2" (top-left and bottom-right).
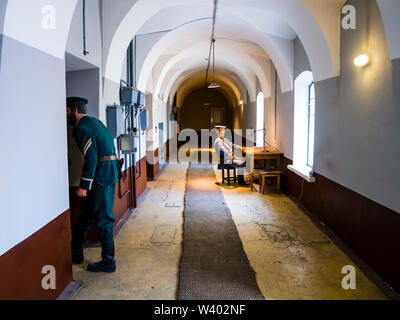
[
  {"x1": 0, "y1": 210, "x2": 73, "y2": 300},
  {"x1": 146, "y1": 148, "x2": 159, "y2": 181},
  {"x1": 135, "y1": 156, "x2": 147, "y2": 201},
  {"x1": 282, "y1": 157, "x2": 400, "y2": 292}
]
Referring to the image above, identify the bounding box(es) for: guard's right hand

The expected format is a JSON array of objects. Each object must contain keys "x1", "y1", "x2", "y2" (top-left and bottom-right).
[{"x1": 76, "y1": 188, "x2": 88, "y2": 198}]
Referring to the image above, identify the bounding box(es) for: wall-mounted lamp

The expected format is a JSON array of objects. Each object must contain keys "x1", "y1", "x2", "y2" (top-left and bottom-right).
[
  {"x1": 354, "y1": 54, "x2": 370, "y2": 67},
  {"x1": 239, "y1": 100, "x2": 244, "y2": 105}
]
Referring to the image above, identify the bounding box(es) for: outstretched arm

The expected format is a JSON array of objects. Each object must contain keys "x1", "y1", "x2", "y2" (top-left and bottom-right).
[{"x1": 73, "y1": 127, "x2": 98, "y2": 194}]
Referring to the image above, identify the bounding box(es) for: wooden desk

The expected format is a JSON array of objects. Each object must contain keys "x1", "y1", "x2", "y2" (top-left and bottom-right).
[
  {"x1": 245, "y1": 147, "x2": 284, "y2": 193},
  {"x1": 244, "y1": 147, "x2": 284, "y2": 171}
]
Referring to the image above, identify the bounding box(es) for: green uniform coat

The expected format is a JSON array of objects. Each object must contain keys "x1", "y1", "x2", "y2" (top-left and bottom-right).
[{"x1": 73, "y1": 115, "x2": 122, "y2": 190}]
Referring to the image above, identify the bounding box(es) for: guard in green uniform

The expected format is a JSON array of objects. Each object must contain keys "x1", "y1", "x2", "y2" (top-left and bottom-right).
[{"x1": 67, "y1": 97, "x2": 122, "y2": 273}]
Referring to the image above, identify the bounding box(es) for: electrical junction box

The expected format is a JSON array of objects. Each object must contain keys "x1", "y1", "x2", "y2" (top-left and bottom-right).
[
  {"x1": 140, "y1": 109, "x2": 148, "y2": 131},
  {"x1": 118, "y1": 134, "x2": 137, "y2": 154},
  {"x1": 120, "y1": 87, "x2": 146, "y2": 108},
  {"x1": 106, "y1": 105, "x2": 123, "y2": 139}
]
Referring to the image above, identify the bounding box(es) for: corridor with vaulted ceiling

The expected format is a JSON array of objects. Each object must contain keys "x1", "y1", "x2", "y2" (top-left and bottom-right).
[{"x1": 0, "y1": 0, "x2": 399, "y2": 301}]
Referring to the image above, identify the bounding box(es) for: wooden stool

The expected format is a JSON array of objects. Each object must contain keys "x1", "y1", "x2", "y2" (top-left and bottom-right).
[
  {"x1": 260, "y1": 171, "x2": 282, "y2": 193},
  {"x1": 218, "y1": 164, "x2": 237, "y2": 186},
  {"x1": 250, "y1": 169, "x2": 268, "y2": 192}
]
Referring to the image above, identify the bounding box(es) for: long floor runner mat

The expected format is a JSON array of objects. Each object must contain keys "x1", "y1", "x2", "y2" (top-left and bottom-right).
[{"x1": 178, "y1": 164, "x2": 265, "y2": 300}]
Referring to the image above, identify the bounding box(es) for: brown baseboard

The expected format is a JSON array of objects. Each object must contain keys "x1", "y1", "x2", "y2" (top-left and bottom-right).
[
  {"x1": 146, "y1": 151, "x2": 160, "y2": 180},
  {"x1": 0, "y1": 210, "x2": 73, "y2": 300},
  {"x1": 282, "y1": 157, "x2": 400, "y2": 294}
]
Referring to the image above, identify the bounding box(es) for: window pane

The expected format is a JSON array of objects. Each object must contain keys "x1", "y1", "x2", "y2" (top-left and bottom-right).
[
  {"x1": 310, "y1": 99, "x2": 315, "y2": 117},
  {"x1": 257, "y1": 92, "x2": 264, "y2": 147},
  {"x1": 309, "y1": 115, "x2": 315, "y2": 133},
  {"x1": 307, "y1": 136, "x2": 314, "y2": 167}
]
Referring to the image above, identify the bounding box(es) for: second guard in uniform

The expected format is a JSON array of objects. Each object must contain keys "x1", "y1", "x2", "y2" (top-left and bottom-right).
[{"x1": 214, "y1": 126, "x2": 247, "y2": 185}]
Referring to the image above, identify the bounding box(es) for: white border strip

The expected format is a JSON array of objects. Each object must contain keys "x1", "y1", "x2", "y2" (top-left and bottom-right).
[{"x1": 288, "y1": 165, "x2": 316, "y2": 183}]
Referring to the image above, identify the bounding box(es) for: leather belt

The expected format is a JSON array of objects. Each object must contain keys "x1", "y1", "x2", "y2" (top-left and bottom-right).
[{"x1": 98, "y1": 155, "x2": 118, "y2": 162}]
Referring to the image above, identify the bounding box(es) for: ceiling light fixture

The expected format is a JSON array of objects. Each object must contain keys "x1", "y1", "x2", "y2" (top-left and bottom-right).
[{"x1": 208, "y1": 39, "x2": 220, "y2": 89}]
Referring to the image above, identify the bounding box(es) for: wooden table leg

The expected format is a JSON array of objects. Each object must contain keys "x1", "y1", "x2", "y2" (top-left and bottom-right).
[
  {"x1": 277, "y1": 175, "x2": 281, "y2": 192},
  {"x1": 261, "y1": 175, "x2": 265, "y2": 194}
]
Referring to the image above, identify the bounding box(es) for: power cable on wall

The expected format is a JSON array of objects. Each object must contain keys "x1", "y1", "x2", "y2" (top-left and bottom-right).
[
  {"x1": 135, "y1": 17, "x2": 213, "y2": 37},
  {"x1": 205, "y1": 0, "x2": 218, "y2": 87},
  {"x1": 83, "y1": 0, "x2": 89, "y2": 55},
  {"x1": 297, "y1": 179, "x2": 305, "y2": 203}
]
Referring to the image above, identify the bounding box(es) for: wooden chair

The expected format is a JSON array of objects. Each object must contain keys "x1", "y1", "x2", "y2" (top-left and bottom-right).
[
  {"x1": 218, "y1": 151, "x2": 237, "y2": 186},
  {"x1": 219, "y1": 164, "x2": 237, "y2": 186},
  {"x1": 260, "y1": 171, "x2": 282, "y2": 193}
]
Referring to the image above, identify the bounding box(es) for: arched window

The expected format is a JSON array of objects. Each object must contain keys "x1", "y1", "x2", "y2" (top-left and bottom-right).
[
  {"x1": 256, "y1": 92, "x2": 264, "y2": 147},
  {"x1": 292, "y1": 71, "x2": 315, "y2": 178},
  {"x1": 307, "y1": 82, "x2": 315, "y2": 168}
]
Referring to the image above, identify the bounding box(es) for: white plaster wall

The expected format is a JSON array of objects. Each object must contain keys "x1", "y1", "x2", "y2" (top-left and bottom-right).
[
  {"x1": 3, "y1": 0, "x2": 77, "y2": 59},
  {"x1": 313, "y1": 0, "x2": 400, "y2": 213},
  {"x1": 136, "y1": 32, "x2": 167, "y2": 85},
  {"x1": 0, "y1": 0, "x2": 77, "y2": 256},
  {"x1": 0, "y1": 0, "x2": 7, "y2": 34},
  {"x1": 66, "y1": 0, "x2": 102, "y2": 68},
  {"x1": 0, "y1": 38, "x2": 70, "y2": 256},
  {"x1": 272, "y1": 0, "x2": 400, "y2": 213}
]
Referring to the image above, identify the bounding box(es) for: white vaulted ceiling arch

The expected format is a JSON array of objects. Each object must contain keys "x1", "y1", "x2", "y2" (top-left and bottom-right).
[
  {"x1": 137, "y1": 12, "x2": 274, "y2": 96},
  {"x1": 101, "y1": 0, "x2": 343, "y2": 99},
  {"x1": 164, "y1": 65, "x2": 252, "y2": 105},
  {"x1": 154, "y1": 50, "x2": 258, "y2": 102},
  {"x1": 218, "y1": 0, "x2": 344, "y2": 82},
  {"x1": 176, "y1": 75, "x2": 241, "y2": 109},
  {"x1": 169, "y1": 68, "x2": 249, "y2": 107},
  {"x1": 1, "y1": 0, "x2": 342, "y2": 92},
  {"x1": 151, "y1": 39, "x2": 271, "y2": 102},
  {"x1": 377, "y1": 0, "x2": 400, "y2": 61}
]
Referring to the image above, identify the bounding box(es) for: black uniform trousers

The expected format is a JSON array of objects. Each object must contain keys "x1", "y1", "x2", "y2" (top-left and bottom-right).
[{"x1": 71, "y1": 183, "x2": 116, "y2": 264}]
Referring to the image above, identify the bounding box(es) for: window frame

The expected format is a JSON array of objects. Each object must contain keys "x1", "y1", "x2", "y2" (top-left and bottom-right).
[{"x1": 306, "y1": 81, "x2": 315, "y2": 168}]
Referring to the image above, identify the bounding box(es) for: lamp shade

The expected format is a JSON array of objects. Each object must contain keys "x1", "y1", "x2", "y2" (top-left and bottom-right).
[{"x1": 208, "y1": 80, "x2": 220, "y2": 89}]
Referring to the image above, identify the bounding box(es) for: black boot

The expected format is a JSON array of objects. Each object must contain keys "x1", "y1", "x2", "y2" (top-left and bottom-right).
[
  {"x1": 87, "y1": 260, "x2": 116, "y2": 273},
  {"x1": 87, "y1": 239, "x2": 116, "y2": 273},
  {"x1": 238, "y1": 175, "x2": 247, "y2": 186}
]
